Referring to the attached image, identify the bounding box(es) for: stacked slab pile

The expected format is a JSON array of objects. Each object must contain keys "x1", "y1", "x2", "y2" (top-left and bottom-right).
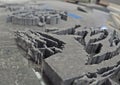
[
  {"x1": 8, "y1": 15, "x2": 40, "y2": 26},
  {"x1": 9, "y1": 2, "x2": 120, "y2": 85},
  {"x1": 68, "y1": 27, "x2": 120, "y2": 85},
  {"x1": 7, "y1": 5, "x2": 68, "y2": 26},
  {"x1": 74, "y1": 27, "x2": 120, "y2": 65},
  {"x1": 14, "y1": 30, "x2": 65, "y2": 64},
  {"x1": 43, "y1": 26, "x2": 120, "y2": 85},
  {"x1": 72, "y1": 60, "x2": 120, "y2": 85}
]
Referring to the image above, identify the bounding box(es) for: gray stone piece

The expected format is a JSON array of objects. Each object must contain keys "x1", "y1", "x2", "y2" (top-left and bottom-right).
[
  {"x1": 7, "y1": 5, "x2": 67, "y2": 26},
  {"x1": 14, "y1": 30, "x2": 65, "y2": 64},
  {"x1": 44, "y1": 26, "x2": 120, "y2": 85}
]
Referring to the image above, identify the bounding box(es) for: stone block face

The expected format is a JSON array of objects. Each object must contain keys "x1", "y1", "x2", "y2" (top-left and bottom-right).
[{"x1": 44, "y1": 61, "x2": 63, "y2": 85}]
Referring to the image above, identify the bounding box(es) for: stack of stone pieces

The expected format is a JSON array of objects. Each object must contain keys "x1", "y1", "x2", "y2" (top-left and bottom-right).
[
  {"x1": 73, "y1": 60, "x2": 120, "y2": 85},
  {"x1": 88, "y1": 45, "x2": 120, "y2": 65},
  {"x1": 86, "y1": 30, "x2": 120, "y2": 65},
  {"x1": 72, "y1": 27, "x2": 120, "y2": 85},
  {"x1": 14, "y1": 30, "x2": 65, "y2": 64},
  {"x1": 85, "y1": 29, "x2": 109, "y2": 54},
  {"x1": 8, "y1": 15, "x2": 39, "y2": 26},
  {"x1": 7, "y1": 6, "x2": 68, "y2": 26},
  {"x1": 74, "y1": 27, "x2": 120, "y2": 65}
]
